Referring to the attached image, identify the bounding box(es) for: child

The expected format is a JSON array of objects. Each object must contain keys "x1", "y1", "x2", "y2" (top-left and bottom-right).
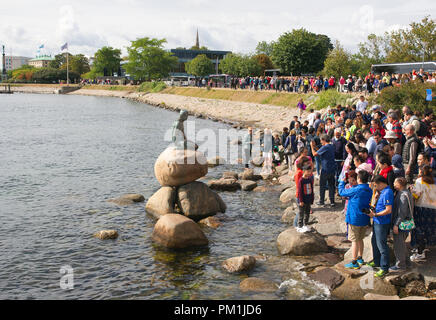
[{"x1": 297, "y1": 165, "x2": 314, "y2": 233}]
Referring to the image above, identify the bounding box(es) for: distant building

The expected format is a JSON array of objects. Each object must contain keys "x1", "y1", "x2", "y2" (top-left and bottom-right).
[
  {"x1": 4, "y1": 56, "x2": 32, "y2": 71},
  {"x1": 28, "y1": 55, "x2": 54, "y2": 68},
  {"x1": 169, "y1": 30, "x2": 231, "y2": 77}
]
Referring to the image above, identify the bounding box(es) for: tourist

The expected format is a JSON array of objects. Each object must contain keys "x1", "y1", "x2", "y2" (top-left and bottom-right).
[
  {"x1": 363, "y1": 129, "x2": 376, "y2": 157},
  {"x1": 384, "y1": 131, "x2": 402, "y2": 155},
  {"x1": 297, "y1": 99, "x2": 306, "y2": 120},
  {"x1": 296, "y1": 166, "x2": 315, "y2": 233},
  {"x1": 392, "y1": 154, "x2": 405, "y2": 178},
  {"x1": 367, "y1": 175, "x2": 394, "y2": 278},
  {"x1": 403, "y1": 109, "x2": 421, "y2": 134},
  {"x1": 356, "y1": 96, "x2": 368, "y2": 113},
  {"x1": 390, "y1": 177, "x2": 414, "y2": 271},
  {"x1": 358, "y1": 147, "x2": 376, "y2": 170},
  {"x1": 373, "y1": 131, "x2": 388, "y2": 155},
  {"x1": 261, "y1": 128, "x2": 273, "y2": 174},
  {"x1": 377, "y1": 153, "x2": 395, "y2": 191},
  {"x1": 339, "y1": 142, "x2": 358, "y2": 181},
  {"x1": 310, "y1": 134, "x2": 336, "y2": 207},
  {"x1": 289, "y1": 115, "x2": 299, "y2": 131},
  {"x1": 353, "y1": 155, "x2": 373, "y2": 175},
  {"x1": 307, "y1": 109, "x2": 317, "y2": 128},
  {"x1": 410, "y1": 165, "x2": 436, "y2": 261},
  {"x1": 403, "y1": 124, "x2": 420, "y2": 184},
  {"x1": 332, "y1": 128, "x2": 347, "y2": 184},
  {"x1": 294, "y1": 155, "x2": 313, "y2": 227},
  {"x1": 242, "y1": 127, "x2": 253, "y2": 168},
  {"x1": 370, "y1": 119, "x2": 386, "y2": 138},
  {"x1": 338, "y1": 170, "x2": 372, "y2": 269},
  {"x1": 387, "y1": 111, "x2": 403, "y2": 141}
]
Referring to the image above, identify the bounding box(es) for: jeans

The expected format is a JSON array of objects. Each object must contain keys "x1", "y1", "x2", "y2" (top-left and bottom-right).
[
  {"x1": 393, "y1": 230, "x2": 411, "y2": 269},
  {"x1": 298, "y1": 203, "x2": 311, "y2": 227},
  {"x1": 335, "y1": 160, "x2": 343, "y2": 187},
  {"x1": 315, "y1": 156, "x2": 321, "y2": 176},
  {"x1": 319, "y1": 172, "x2": 335, "y2": 204},
  {"x1": 371, "y1": 223, "x2": 391, "y2": 271}
]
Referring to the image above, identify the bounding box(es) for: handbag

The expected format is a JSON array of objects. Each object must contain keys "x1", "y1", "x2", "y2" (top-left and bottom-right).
[{"x1": 399, "y1": 192, "x2": 416, "y2": 231}]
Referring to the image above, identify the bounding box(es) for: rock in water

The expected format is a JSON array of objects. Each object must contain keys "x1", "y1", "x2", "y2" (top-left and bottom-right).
[
  {"x1": 145, "y1": 187, "x2": 177, "y2": 219},
  {"x1": 177, "y1": 181, "x2": 226, "y2": 221},
  {"x1": 107, "y1": 193, "x2": 145, "y2": 205},
  {"x1": 281, "y1": 207, "x2": 296, "y2": 224},
  {"x1": 94, "y1": 230, "x2": 119, "y2": 240},
  {"x1": 207, "y1": 156, "x2": 226, "y2": 167},
  {"x1": 239, "y1": 180, "x2": 257, "y2": 191},
  {"x1": 222, "y1": 256, "x2": 256, "y2": 273},
  {"x1": 154, "y1": 146, "x2": 208, "y2": 187},
  {"x1": 222, "y1": 171, "x2": 239, "y2": 180},
  {"x1": 239, "y1": 169, "x2": 262, "y2": 181},
  {"x1": 307, "y1": 268, "x2": 344, "y2": 290},
  {"x1": 277, "y1": 228, "x2": 329, "y2": 256},
  {"x1": 207, "y1": 178, "x2": 241, "y2": 191},
  {"x1": 239, "y1": 277, "x2": 278, "y2": 292},
  {"x1": 152, "y1": 214, "x2": 208, "y2": 249},
  {"x1": 199, "y1": 216, "x2": 222, "y2": 229}
]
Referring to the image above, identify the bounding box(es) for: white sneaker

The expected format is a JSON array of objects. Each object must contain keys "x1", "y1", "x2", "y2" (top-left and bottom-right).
[
  {"x1": 302, "y1": 225, "x2": 312, "y2": 233},
  {"x1": 296, "y1": 227, "x2": 305, "y2": 233},
  {"x1": 410, "y1": 253, "x2": 426, "y2": 262}
]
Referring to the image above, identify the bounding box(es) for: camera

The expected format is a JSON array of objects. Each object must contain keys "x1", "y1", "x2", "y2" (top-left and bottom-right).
[{"x1": 362, "y1": 206, "x2": 375, "y2": 215}]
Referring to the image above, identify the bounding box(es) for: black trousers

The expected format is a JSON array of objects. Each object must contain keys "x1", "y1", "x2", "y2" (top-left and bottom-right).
[{"x1": 298, "y1": 203, "x2": 311, "y2": 227}]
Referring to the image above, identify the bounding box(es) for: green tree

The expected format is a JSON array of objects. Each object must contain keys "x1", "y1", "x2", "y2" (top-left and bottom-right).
[
  {"x1": 385, "y1": 16, "x2": 436, "y2": 62},
  {"x1": 59, "y1": 54, "x2": 90, "y2": 75},
  {"x1": 271, "y1": 28, "x2": 333, "y2": 75},
  {"x1": 322, "y1": 41, "x2": 353, "y2": 79},
  {"x1": 219, "y1": 53, "x2": 261, "y2": 77},
  {"x1": 92, "y1": 46, "x2": 122, "y2": 77},
  {"x1": 219, "y1": 53, "x2": 242, "y2": 75},
  {"x1": 255, "y1": 41, "x2": 275, "y2": 56},
  {"x1": 252, "y1": 54, "x2": 274, "y2": 73},
  {"x1": 185, "y1": 54, "x2": 214, "y2": 77},
  {"x1": 49, "y1": 53, "x2": 73, "y2": 69},
  {"x1": 351, "y1": 33, "x2": 387, "y2": 76},
  {"x1": 124, "y1": 37, "x2": 178, "y2": 81}
]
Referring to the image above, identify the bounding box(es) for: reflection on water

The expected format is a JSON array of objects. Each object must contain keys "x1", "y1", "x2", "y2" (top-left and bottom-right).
[{"x1": 0, "y1": 94, "x2": 329, "y2": 300}]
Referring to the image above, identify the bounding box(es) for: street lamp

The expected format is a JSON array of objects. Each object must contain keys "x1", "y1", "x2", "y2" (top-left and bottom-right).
[{"x1": 422, "y1": 41, "x2": 427, "y2": 71}]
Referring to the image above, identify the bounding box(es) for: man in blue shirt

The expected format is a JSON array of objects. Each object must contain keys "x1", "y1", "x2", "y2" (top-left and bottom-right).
[
  {"x1": 311, "y1": 134, "x2": 336, "y2": 207},
  {"x1": 368, "y1": 175, "x2": 394, "y2": 278}
]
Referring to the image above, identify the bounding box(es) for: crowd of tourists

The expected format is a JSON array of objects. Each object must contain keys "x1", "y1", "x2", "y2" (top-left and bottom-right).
[
  {"x1": 242, "y1": 97, "x2": 435, "y2": 278},
  {"x1": 218, "y1": 69, "x2": 435, "y2": 94}
]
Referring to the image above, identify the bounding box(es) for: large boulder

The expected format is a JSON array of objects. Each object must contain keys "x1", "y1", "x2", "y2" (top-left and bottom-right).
[
  {"x1": 145, "y1": 187, "x2": 177, "y2": 219},
  {"x1": 207, "y1": 178, "x2": 241, "y2": 192},
  {"x1": 222, "y1": 171, "x2": 238, "y2": 180},
  {"x1": 222, "y1": 256, "x2": 256, "y2": 273},
  {"x1": 152, "y1": 214, "x2": 208, "y2": 249},
  {"x1": 331, "y1": 275, "x2": 398, "y2": 300},
  {"x1": 277, "y1": 228, "x2": 329, "y2": 256},
  {"x1": 400, "y1": 280, "x2": 427, "y2": 297},
  {"x1": 281, "y1": 207, "x2": 296, "y2": 224},
  {"x1": 278, "y1": 174, "x2": 292, "y2": 185},
  {"x1": 177, "y1": 181, "x2": 226, "y2": 221},
  {"x1": 280, "y1": 188, "x2": 295, "y2": 204},
  {"x1": 154, "y1": 146, "x2": 208, "y2": 187},
  {"x1": 307, "y1": 268, "x2": 345, "y2": 290},
  {"x1": 239, "y1": 277, "x2": 278, "y2": 292}
]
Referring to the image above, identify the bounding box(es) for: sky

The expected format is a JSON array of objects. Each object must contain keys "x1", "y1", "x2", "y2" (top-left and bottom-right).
[{"x1": 0, "y1": 0, "x2": 434, "y2": 60}]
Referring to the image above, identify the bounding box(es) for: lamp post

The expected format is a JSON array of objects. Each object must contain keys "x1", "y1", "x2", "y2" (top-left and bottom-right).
[{"x1": 422, "y1": 41, "x2": 427, "y2": 71}]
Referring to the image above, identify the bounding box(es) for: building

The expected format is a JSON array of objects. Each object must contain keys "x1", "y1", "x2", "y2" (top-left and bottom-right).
[
  {"x1": 169, "y1": 30, "x2": 231, "y2": 77},
  {"x1": 4, "y1": 56, "x2": 32, "y2": 71},
  {"x1": 28, "y1": 55, "x2": 54, "y2": 68}
]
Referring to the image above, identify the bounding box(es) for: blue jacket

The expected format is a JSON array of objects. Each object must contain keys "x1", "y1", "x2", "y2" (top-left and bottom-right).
[{"x1": 338, "y1": 181, "x2": 372, "y2": 227}]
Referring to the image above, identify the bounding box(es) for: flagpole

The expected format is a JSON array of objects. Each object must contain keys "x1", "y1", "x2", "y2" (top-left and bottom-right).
[{"x1": 66, "y1": 50, "x2": 69, "y2": 86}]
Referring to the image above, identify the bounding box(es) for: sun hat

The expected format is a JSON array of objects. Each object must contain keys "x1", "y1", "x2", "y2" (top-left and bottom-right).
[{"x1": 384, "y1": 131, "x2": 398, "y2": 140}]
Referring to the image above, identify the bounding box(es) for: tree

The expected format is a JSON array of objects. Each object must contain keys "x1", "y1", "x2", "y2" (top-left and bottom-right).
[
  {"x1": 322, "y1": 41, "x2": 352, "y2": 79},
  {"x1": 385, "y1": 16, "x2": 436, "y2": 63},
  {"x1": 219, "y1": 53, "x2": 261, "y2": 77},
  {"x1": 255, "y1": 41, "x2": 275, "y2": 56},
  {"x1": 351, "y1": 33, "x2": 387, "y2": 76},
  {"x1": 252, "y1": 54, "x2": 274, "y2": 73},
  {"x1": 92, "y1": 46, "x2": 122, "y2": 77},
  {"x1": 124, "y1": 37, "x2": 178, "y2": 81},
  {"x1": 49, "y1": 53, "x2": 73, "y2": 69},
  {"x1": 60, "y1": 54, "x2": 90, "y2": 75},
  {"x1": 271, "y1": 28, "x2": 333, "y2": 75},
  {"x1": 185, "y1": 54, "x2": 214, "y2": 77}
]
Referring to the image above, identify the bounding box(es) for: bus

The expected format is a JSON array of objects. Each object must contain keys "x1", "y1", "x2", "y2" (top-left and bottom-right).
[
  {"x1": 371, "y1": 61, "x2": 436, "y2": 75},
  {"x1": 165, "y1": 76, "x2": 196, "y2": 87},
  {"x1": 208, "y1": 74, "x2": 232, "y2": 88}
]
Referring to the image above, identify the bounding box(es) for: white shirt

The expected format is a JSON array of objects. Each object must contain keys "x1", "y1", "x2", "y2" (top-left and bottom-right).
[
  {"x1": 356, "y1": 101, "x2": 368, "y2": 113},
  {"x1": 307, "y1": 112, "x2": 316, "y2": 127},
  {"x1": 413, "y1": 178, "x2": 436, "y2": 209}
]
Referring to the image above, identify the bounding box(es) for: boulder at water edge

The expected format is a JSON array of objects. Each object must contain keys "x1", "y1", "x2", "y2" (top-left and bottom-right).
[
  {"x1": 152, "y1": 214, "x2": 208, "y2": 249},
  {"x1": 145, "y1": 187, "x2": 177, "y2": 219},
  {"x1": 154, "y1": 146, "x2": 208, "y2": 187},
  {"x1": 107, "y1": 193, "x2": 145, "y2": 205},
  {"x1": 280, "y1": 188, "x2": 295, "y2": 204},
  {"x1": 238, "y1": 169, "x2": 262, "y2": 181},
  {"x1": 239, "y1": 277, "x2": 278, "y2": 292},
  {"x1": 177, "y1": 181, "x2": 226, "y2": 221},
  {"x1": 239, "y1": 180, "x2": 257, "y2": 191},
  {"x1": 208, "y1": 178, "x2": 241, "y2": 192},
  {"x1": 222, "y1": 255, "x2": 256, "y2": 273},
  {"x1": 277, "y1": 228, "x2": 329, "y2": 256}
]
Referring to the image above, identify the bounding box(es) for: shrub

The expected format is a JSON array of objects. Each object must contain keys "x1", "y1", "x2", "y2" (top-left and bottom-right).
[
  {"x1": 137, "y1": 81, "x2": 167, "y2": 93},
  {"x1": 376, "y1": 81, "x2": 436, "y2": 113},
  {"x1": 314, "y1": 89, "x2": 352, "y2": 109}
]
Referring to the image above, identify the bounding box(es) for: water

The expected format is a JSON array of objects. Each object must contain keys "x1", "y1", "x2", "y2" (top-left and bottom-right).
[{"x1": 0, "y1": 94, "x2": 329, "y2": 300}]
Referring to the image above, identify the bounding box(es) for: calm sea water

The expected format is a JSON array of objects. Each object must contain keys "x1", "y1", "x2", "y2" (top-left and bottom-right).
[{"x1": 0, "y1": 93, "x2": 330, "y2": 300}]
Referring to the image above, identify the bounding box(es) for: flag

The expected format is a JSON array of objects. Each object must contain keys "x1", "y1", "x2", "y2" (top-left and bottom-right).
[
  {"x1": 39, "y1": 44, "x2": 44, "y2": 49},
  {"x1": 61, "y1": 42, "x2": 68, "y2": 51}
]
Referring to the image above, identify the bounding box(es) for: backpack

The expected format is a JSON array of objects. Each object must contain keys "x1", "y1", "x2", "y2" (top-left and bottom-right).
[{"x1": 417, "y1": 120, "x2": 429, "y2": 137}]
